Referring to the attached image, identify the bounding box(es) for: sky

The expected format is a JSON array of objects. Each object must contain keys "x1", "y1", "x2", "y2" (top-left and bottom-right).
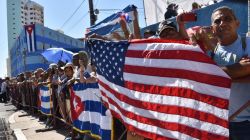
[{"x1": 0, "y1": 0, "x2": 146, "y2": 78}]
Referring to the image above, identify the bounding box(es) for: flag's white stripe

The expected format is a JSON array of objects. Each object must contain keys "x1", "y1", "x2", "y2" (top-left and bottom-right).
[
  {"x1": 99, "y1": 82, "x2": 229, "y2": 137},
  {"x1": 31, "y1": 31, "x2": 35, "y2": 52},
  {"x1": 128, "y1": 42, "x2": 202, "y2": 52},
  {"x1": 123, "y1": 72, "x2": 230, "y2": 100},
  {"x1": 41, "y1": 90, "x2": 50, "y2": 97},
  {"x1": 77, "y1": 111, "x2": 112, "y2": 130},
  {"x1": 26, "y1": 31, "x2": 31, "y2": 52},
  {"x1": 74, "y1": 88, "x2": 101, "y2": 102},
  {"x1": 125, "y1": 57, "x2": 229, "y2": 78},
  {"x1": 99, "y1": 75, "x2": 228, "y2": 120},
  {"x1": 101, "y1": 94, "x2": 199, "y2": 140},
  {"x1": 41, "y1": 102, "x2": 51, "y2": 109}
]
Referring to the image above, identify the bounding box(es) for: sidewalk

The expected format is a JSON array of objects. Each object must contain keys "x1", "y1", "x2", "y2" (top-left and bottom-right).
[{"x1": 9, "y1": 110, "x2": 66, "y2": 140}]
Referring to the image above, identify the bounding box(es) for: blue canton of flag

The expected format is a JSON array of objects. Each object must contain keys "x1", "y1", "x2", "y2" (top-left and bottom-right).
[{"x1": 87, "y1": 39, "x2": 130, "y2": 86}]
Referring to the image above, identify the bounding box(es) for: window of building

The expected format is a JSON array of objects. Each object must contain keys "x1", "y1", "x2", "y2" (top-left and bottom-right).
[
  {"x1": 12, "y1": 3, "x2": 15, "y2": 5},
  {"x1": 13, "y1": 27, "x2": 16, "y2": 29},
  {"x1": 13, "y1": 38, "x2": 16, "y2": 40},
  {"x1": 13, "y1": 22, "x2": 15, "y2": 25},
  {"x1": 31, "y1": 22, "x2": 33, "y2": 24},
  {"x1": 13, "y1": 18, "x2": 15, "y2": 20},
  {"x1": 30, "y1": 8, "x2": 33, "y2": 10},
  {"x1": 30, "y1": 12, "x2": 33, "y2": 15},
  {"x1": 12, "y1": 8, "x2": 15, "y2": 10},
  {"x1": 30, "y1": 17, "x2": 33, "y2": 19}
]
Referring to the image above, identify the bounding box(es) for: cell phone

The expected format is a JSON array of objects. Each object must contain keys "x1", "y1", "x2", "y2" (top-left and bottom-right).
[{"x1": 181, "y1": 13, "x2": 197, "y2": 22}]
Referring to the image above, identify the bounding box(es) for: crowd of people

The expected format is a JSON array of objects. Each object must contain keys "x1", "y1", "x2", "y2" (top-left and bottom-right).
[{"x1": 1, "y1": 3, "x2": 250, "y2": 140}]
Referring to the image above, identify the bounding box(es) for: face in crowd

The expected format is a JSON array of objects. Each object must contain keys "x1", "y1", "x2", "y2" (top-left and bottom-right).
[
  {"x1": 72, "y1": 53, "x2": 80, "y2": 67},
  {"x1": 158, "y1": 20, "x2": 181, "y2": 40},
  {"x1": 211, "y1": 7, "x2": 239, "y2": 45},
  {"x1": 78, "y1": 51, "x2": 89, "y2": 68},
  {"x1": 64, "y1": 64, "x2": 74, "y2": 79}
]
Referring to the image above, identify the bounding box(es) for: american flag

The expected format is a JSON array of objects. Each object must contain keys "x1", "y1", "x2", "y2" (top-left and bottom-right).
[{"x1": 87, "y1": 39, "x2": 231, "y2": 140}]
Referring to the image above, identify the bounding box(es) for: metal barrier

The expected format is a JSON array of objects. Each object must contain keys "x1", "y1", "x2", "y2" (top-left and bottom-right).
[{"x1": 9, "y1": 81, "x2": 128, "y2": 140}]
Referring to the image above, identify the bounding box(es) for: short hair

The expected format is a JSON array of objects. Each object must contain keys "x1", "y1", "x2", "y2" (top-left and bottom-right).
[{"x1": 211, "y1": 6, "x2": 237, "y2": 23}]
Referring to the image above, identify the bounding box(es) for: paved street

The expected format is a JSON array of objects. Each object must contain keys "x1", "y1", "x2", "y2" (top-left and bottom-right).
[
  {"x1": 0, "y1": 102, "x2": 16, "y2": 140},
  {"x1": 1, "y1": 102, "x2": 67, "y2": 140}
]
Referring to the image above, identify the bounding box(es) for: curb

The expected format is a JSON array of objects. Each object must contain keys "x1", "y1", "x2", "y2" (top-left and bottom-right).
[
  {"x1": 8, "y1": 112, "x2": 27, "y2": 140},
  {"x1": 13, "y1": 129, "x2": 27, "y2": 140}
]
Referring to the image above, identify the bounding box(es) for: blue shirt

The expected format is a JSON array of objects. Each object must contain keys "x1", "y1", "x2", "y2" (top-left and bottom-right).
[
  {"x1": 213, "y1": 36, "x2": 250, "y2": 122},
  {"x1": 214, "y1": 36, "x2": 246, "y2": 66}
]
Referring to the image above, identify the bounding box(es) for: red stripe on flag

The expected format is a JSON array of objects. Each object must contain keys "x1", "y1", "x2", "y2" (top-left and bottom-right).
[
  {"x1": 124, "y1": 65, "x2": 231, "y2": 88},
  {"x1": 126, "y1": 50, "x2": 215, "y2": 64},
  {"x1": 99, "y1": 80, "x2": 228, "y2": 128},
  {"x1": 130, "y1": 38, "x2": 190, "y2": 44},
  {"x1": 125, "y1": 81, "x2": 229, "y2": 109},
  {"x1": 101, "y1": 90, "x2": 229, "y2": 140},
  {"x1": 102, "y1": 101, "x2": 177, "y2": 140}
]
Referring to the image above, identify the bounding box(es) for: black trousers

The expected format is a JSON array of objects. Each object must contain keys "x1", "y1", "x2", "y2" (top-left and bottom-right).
[
  {"x1": 0, "y1": 92, "x2": 7, "y2": 103},
  {"x1": 230, "y1": 120, "x2": 250, "y2": 140}
]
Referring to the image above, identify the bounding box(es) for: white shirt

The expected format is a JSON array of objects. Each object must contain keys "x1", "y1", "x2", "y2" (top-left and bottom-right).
[{"x1": 1, "y1": 81, "x2": 7, "y2": 94}]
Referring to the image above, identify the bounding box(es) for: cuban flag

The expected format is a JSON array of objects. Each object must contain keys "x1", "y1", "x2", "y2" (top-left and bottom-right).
[
  {"x1": 69, "y1": 82, "x2": 112, "y2": 140},
  {"x1": 39, "y1": 85, "x2": 52, "y2": 115},
  {"x1": 86, "y1": 5, "x2": 136, "y2": 36},
  {"x1": 25, "y1": 24, "x2": 36, "y2": 52}
]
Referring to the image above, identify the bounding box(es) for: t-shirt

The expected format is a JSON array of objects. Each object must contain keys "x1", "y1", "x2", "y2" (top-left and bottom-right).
[{"x1": 214, "y1": 36, "x2": 250, "y2": 122}]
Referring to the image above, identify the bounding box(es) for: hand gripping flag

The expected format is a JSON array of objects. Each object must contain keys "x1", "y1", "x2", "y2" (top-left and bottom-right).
[
  {"x1": 69, "y1": 82, "x2": 112, "y2": 140},
  {"x1": 86, "y1": 39, "x2": 232, "y2": 140},
  {"x1": 39, "y1": 85, "x2": 52, "y2": 115}
]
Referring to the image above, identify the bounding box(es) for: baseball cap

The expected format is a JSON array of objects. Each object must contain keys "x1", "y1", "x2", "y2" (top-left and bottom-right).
[
  {"x1": 158, "y1": 20, "x2": 177, "y2": 36},
  {"x1": 49, "y1": 63, "x2": 58, "y2": 69},
  {"x1": 61, "y1": 62, "x2": 74, "y2": 70}
]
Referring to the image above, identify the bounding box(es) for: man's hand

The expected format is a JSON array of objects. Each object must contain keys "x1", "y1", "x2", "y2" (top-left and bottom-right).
[{"x1": 67, "y1": 78, "x2": 75, "y2": 87}]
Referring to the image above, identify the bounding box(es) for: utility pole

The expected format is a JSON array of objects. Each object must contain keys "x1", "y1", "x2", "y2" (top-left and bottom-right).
[{"x1": 88, "y1": 0, "x2": 96, "y2": 26}]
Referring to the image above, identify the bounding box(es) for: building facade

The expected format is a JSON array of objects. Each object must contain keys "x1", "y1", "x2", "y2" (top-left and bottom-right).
[
  {"x1": 10, "y1": 24, "x2": 85, "y2": 76},
  {"x1": 7, "y1": 0, "x2": 44, "y2": 76},
  {"x1": 21, "y1": 0, "x2": 44, "y2": 25},
  {"x1": 7, "y1": 0, "x2": 44, "y2": 52}
]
